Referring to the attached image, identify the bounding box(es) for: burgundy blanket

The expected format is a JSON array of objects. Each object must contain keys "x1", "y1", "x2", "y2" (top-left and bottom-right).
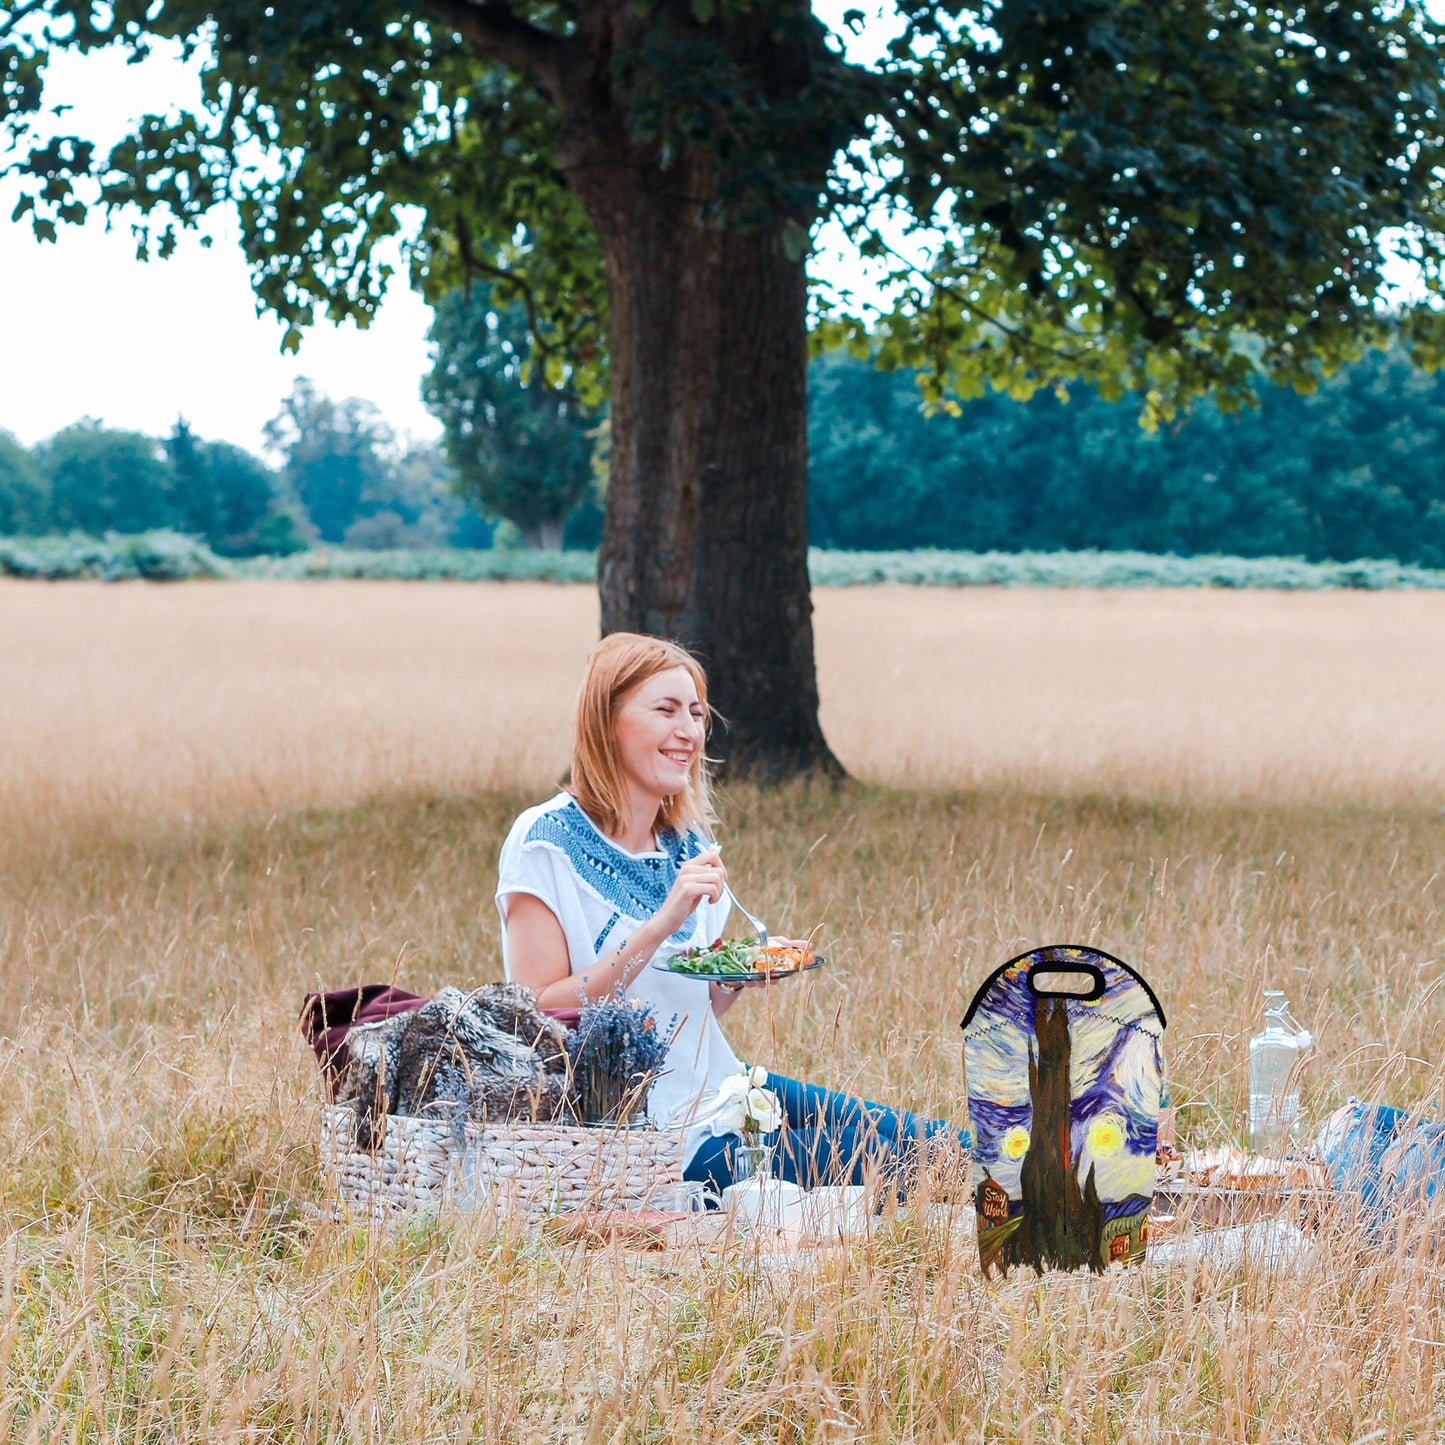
[{"x1": 299, "y1": 984, "x2": 426, "y2": 1090}]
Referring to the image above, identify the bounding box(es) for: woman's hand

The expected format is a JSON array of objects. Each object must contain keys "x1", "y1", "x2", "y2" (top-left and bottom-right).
[{"x1": 652, "y1": 848, "x2": 728, "y2": 937}]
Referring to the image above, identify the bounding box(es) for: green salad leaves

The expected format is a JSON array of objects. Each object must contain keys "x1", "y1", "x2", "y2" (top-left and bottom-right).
[{"x1": 666, "y1": 938, "x2": 763, "y2": 977}]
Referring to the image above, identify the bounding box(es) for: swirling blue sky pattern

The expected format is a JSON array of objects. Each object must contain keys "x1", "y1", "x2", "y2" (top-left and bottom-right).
[{"x1": 964, "y1": 950, "x2": 1164, "y2": 1204}]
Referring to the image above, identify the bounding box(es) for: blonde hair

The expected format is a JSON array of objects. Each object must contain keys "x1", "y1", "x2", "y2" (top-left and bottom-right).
[{"x1": 569, "y1": 632, "x2": 716, "y2": 841}]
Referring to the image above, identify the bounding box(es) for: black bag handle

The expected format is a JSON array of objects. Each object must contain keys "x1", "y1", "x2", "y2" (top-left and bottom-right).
[{"x1": 960, "y1": 944, "x2": 1166, "y2": 1032}]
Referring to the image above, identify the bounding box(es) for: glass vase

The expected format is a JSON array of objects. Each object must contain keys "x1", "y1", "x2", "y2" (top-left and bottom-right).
[{"x1": 733, "y1": 1139, "x2": 775, "y2": 1184}]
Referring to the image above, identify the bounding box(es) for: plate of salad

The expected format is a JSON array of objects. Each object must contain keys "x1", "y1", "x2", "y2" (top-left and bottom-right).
[{"x1": 656, "y1": 938, "x2": 826, "y2": 984}]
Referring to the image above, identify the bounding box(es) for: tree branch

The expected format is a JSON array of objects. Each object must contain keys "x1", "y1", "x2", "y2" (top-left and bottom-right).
[
  {"x1": 453, "y1": 212, "x2": 574, "y2": 378},
  {"x1": 859, "y1": 225, "x2": 1098, "y2": 367},
  {"x1": 421, "y1": 0, "x2": 572, "y2": 104},
  {"x1": 0, "y1": 0, "x2": 49, "y2": 41}
]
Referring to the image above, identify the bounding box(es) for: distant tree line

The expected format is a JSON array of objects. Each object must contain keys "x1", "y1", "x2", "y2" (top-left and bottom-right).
[
  {"x1": 261, "y1": 378, "x2": 500, "y2": 551},
  {"x1": 5, "y1": 330, "x2": 1445, "y2": 566},
  {"x1": 808, "y1": 345, "x2": 1445, "y2": 568},
  {"x1": 0, "y1": 416, "x2": 302, "y2": 555},
  {"x1": 0, "y1": 377, "x2": 512, "y2": 556},
  {"x1": 0, "y1": 282, "x2": 607, "y2": 554}
]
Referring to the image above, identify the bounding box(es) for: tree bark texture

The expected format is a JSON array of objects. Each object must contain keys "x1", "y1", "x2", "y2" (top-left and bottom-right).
[
  {"x1": 587, "y1": 187, "x2": 836, "y2": 779},
  {"x1": 552, "y1": 8, "x2": 844, "y2": 781}
]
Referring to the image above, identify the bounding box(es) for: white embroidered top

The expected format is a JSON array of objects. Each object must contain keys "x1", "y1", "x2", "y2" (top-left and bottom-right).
[{"x1": 495, "y1": 791, "x2": 742, "y2": 1164}]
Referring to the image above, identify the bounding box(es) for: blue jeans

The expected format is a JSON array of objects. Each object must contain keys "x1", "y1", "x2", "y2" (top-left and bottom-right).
[{"x1": 683, "y1": 1068, "x2": 972, "y2": 1195}]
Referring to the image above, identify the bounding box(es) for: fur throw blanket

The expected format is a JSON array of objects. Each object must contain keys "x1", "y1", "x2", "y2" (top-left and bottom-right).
[{"x1": 337, "y1": 984, "x2": 570, "y2": 1147}]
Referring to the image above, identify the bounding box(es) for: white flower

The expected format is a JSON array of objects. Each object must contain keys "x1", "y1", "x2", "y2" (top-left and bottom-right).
[
  {"x1": 680, "y1": 1070, "x2": 751, "y2": 1132},
  {"x1": 744, "y1": 1085, "x2": 782, "y2": 1133},
  {"x1": 664, "y1": 1064, "x2": 782, "y2": 1135}
]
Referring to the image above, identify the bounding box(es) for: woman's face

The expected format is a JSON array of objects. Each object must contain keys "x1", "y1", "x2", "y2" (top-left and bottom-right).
[{"x1": 614, "y1": 665, "x2": 706, "y2": 802}]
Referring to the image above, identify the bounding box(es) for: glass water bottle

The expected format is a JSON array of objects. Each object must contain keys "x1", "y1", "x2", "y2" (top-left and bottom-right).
[{"x1": 1247, "y1": 991, "x2": 1313, "y2": 1151}]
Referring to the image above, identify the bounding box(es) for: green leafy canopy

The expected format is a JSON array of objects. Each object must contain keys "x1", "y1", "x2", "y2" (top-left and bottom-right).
[
  {"x1": 829, "y1": 0, "x2": 1445, "y2": 422},
  {"x1": 4, "y1": 0, "x2": 608, "y2": 390},
  {"x1": 6, "y1": 0, "x2": 1445, "y2": 419},
  {"x1": 423, "y1": 280, "x2": 596, "y2": 540}
]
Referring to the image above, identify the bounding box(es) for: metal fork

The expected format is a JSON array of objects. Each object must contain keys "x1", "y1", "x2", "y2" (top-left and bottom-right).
[
  {"x1": 699, "y1": 838, "x2": 768, "y2": 947},
  {"x1": 702, "y1": 837, "x2": 768, "y2": 945},
  {"x1": 723, "y1": 882, "x2": 769, "y2": 947}
]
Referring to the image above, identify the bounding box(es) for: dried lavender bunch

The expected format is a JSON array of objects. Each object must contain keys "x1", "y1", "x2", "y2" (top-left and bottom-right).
[
  {"x1": 337, "y1": 984, "x2": 570, "y2": 1147},
  {"x1": 564, "y1": 993, "x2": 673, "y2": 1126}
]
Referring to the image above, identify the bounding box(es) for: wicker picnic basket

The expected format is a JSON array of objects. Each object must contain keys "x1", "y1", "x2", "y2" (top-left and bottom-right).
[{"x1": 319, "y1": 1103, "x2": 685, "y2": 1223}]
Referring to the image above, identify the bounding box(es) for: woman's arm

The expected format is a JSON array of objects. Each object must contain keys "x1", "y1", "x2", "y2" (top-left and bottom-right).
[
  {"x1": 505, "y1": 894, "x2": 676, "y2": 1008},
  {"x1": 504, "y1": 848, "x2": 730, "y2": 1008}
]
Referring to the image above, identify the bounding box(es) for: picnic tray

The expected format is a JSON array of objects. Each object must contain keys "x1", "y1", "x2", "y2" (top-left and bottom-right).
[{"x1": 1152, "y1": 1147, "x2": 1335, "y2": 1232}]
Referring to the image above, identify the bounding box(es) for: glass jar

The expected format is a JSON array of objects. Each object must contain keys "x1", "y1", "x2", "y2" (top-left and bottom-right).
[{"x1": 733, "y1": 1139, "x2": 775, "y2": 1184}]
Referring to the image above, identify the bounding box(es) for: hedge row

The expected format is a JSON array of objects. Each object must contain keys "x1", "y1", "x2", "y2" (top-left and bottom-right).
[
  {"x1": 241, "y1": 545, "x2": 597, "y2": 583},
  {"x1": 4, "y1": 532, "x2": 1445, "y2": 589},
  {"x1": 0, "y1": 533, "x2": 593, "y2": 582},
  {"x1": 808, "y1": 548, "x2": 1445, "y2": 590},
  {"x1": 0, "y1": 531, "x2": 231, "y2": 581}
]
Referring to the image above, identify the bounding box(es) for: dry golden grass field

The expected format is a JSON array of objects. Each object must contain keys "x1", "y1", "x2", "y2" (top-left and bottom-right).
[{"x1": 3, "y1": 579, "x2": 1445, "y2": 1442}]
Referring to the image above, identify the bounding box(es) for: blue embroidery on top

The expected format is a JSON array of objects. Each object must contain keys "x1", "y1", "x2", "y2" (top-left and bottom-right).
[
  {"x1": 525, "y1": 799, "x2": 706, "y2": 946},
  {"x1": 593, "y1": 911, "x2": 621, "y2": 954}
]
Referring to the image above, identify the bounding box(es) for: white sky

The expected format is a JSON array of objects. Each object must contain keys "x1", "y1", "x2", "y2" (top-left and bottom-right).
[
  {"x1": 0, "y1": 3, "x2": 899, "y2": 456},
  {"x1": 0, "y1": 44, "x2": 442, "y2": 453}
]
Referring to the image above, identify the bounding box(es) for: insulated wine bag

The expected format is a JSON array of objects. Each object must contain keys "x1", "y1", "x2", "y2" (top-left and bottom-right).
[{"x1": 961, "y1": 945, "x2": 1166, "y2": 1275}]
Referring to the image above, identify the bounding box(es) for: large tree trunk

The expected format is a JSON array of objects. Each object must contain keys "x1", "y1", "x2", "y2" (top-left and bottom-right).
[
  {"x1": 485, "y1": 0, "x2": 861, "y2": 780},
  {"x1": 565, "y1": 150, "x2": 843, "y2": 781},
  {"x1": 519, "y1": 518, "x2": 565, "y2": 552}
]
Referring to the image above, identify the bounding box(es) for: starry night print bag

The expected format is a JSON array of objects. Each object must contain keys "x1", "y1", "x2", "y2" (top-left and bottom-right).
[{"x1": 961, "y1": 945, "x2": 1166, "y2": 1275}]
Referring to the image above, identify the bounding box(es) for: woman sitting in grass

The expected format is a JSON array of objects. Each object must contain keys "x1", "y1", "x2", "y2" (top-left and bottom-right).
[{"x1": 496, "y1": 631, "x2": 970, "y2": 1195}]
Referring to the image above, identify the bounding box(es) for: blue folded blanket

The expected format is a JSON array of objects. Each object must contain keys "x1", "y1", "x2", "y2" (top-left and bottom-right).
[{"x1": 1315, "y1": 1100, "x2": 1445, "y2": 1233}]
